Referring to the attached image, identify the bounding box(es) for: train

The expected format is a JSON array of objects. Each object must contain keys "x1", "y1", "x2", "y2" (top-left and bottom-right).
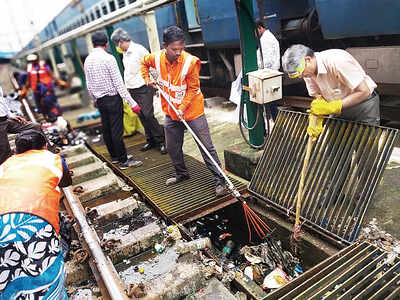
[{"x1": 16, "y1": 0, "x2": 400, "y2": 123}]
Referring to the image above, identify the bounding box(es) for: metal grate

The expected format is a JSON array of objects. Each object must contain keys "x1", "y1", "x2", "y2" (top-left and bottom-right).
[
  {"x1": 267, "y1": 242, "x2": 400, "y2": 300},
  {"x1": 89, "y1": 134, "x2": 246, "y2": 223},
  {"x1": 249, "y1": 110, "x2": 398, "y2": 244}
]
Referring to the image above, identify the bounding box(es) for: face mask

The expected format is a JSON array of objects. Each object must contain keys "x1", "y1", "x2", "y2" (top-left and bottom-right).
[
  {"x1": 288, "y1": 58, "x2": 305, "y2": 79},
  {"x1": 116, "y1": 46, "x2": 123, "y2": 54}
]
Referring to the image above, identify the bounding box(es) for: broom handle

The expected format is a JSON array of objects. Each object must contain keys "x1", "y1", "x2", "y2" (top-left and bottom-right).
[
  {"x1": 156, "y1": 85, "x2": 241, "y2": 198},
  {"x1": 295, "y1": 114, "x2": 317, "y2": 226}
]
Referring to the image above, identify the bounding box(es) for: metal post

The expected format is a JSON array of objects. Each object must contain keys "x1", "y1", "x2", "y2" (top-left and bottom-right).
[
  {"x1": 105, "y1": 25, "x2": 124, "y2": 77},
  {"x1": 70, "y1": 39, "x2": 86, "y2": 89},
  {"x1": 59, "y1": 43, "x2": 75, "y2": 76},
  {"x1": 70, "y1": 39, "x2": 90, "y2": 106},
  {"x1": 85, "y1": 33, "x2": 94, "y2": 53},
  {"x1": 235, "y1": 0, "x2": 265, "y2": 147},
  {"x1": 144, "y1": 11, "x2": 160, "y2": 52},
  {"x1": 47, "y1": 47, "x2": 60, "y2": 78}
]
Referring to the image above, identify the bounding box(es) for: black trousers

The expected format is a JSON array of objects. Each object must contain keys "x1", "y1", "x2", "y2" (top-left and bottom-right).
[
  {"x1": 0, "y1": 118, "x2": 42, "y2": 164},
  {"x1": 97, "y1": 95, "x2": 128, "y2": 163},
  {"x1": 164, "y1": 114, "x2": 224, "y2": 183},
  {"x1": 129, "y1": 85, "x2": 164, "y2": 145}
]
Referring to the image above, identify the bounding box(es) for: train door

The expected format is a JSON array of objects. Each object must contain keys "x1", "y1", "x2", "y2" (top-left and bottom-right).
[{"x1": 184, "y1": 0, "x2": 200, "y2": 29}]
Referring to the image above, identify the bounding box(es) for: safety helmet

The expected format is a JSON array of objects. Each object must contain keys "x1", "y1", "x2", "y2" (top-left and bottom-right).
[{"x1": 26, "y1": 53, "x2": 38, "y2": 62}]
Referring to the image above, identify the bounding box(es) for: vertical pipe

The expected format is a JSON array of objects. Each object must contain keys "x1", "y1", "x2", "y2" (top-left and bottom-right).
[
  {"x1": 59, "y1": 43, "x2": 75, "y2": 76},
  {"x1": 47, "y1": 47, "x2": 60, "y2": 78}
]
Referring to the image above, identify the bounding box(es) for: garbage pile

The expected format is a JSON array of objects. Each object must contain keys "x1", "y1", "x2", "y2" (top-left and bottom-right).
[
  {"x1": 150, "y1": 212, "x2": 304, "y2": 295},
  {"x1": 6, "y1": 92, "x2": 23, "y2": 116},
  {"x1": 42, "y1": 116, "x2": 88, "y2": 147},
  {"x1": 358, "y1": 218, "x2": 400, "y2": 252},
  {"x1": 76, "y1": 109, "x2": 100, "y2": 123}
]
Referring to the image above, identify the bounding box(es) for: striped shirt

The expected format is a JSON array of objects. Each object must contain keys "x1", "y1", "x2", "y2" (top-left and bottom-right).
[
  {"x1": 0, "y1": 87, "x2": 9, "y2": 117},
  {"x1": 84, "y1": 48, "x2": 137, "y2": 107}
]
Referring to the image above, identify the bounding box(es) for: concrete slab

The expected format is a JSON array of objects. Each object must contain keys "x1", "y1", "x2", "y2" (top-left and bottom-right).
[
  {"x1": 95, "y1": 196, "x2": 139, "y2": 225},
  {"x1": 71, "y1": 161, "x2": 108, "y2": 185},
  {"x1": 107, "y1": 222, "x2": 163, "y2": 265},
  {"x1": 141, "y1": 261, "x2": 205, "y2": 300},
  {"x1": 224, "y1": 142, "x2": 263, "y2": 181},
  {"x1": 61, "y1": 144, "x2": 90, "y2": 158},
  {"x1": 74, "y1": 173, "x2": 120, "y2": 203},
  {"x1": 65, "y1": 152, "x2": 98, "y2": 169}
]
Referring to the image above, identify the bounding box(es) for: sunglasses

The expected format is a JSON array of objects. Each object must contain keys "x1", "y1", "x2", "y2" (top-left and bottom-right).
[{"x1": 288, "y1": 58, "x2": 306, "y2": 79}]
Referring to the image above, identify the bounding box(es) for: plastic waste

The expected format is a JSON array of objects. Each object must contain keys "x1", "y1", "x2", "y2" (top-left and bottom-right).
[
  {"x1": 244, "y1": 266, "x2": 254, "y2": 280},
  {"x1": 222, "y1": 240, "x2": 235, "y2": 257},
  {"x1": 175, "y1": 237, "x2": 211, "y2": 255},
  {"x1": 166, "y1": 225, "x2": 182, "y2": 240},
  {"x1": 262, "y1": 267, "x2": 289, "y2": 289},
  {"x1": 154, "y1": 243, "x2": 164, "y2": 253}
]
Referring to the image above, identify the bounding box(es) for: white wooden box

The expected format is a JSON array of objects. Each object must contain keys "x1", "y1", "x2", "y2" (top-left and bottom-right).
[{"x1": 247, "y1": 69, "x2": 283, "y2": 104}]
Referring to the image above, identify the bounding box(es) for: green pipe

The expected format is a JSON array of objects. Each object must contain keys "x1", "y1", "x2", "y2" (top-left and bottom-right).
[{"x1": 105, "y1": 25, "x2": 124, "y2": 78}]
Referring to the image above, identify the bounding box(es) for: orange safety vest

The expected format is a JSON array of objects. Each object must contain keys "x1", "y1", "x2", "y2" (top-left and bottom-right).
[
  {"x1": 27, "y1": 61, "x2": 53, "y2": 91},
  {"x1": 0, "y1": 150, "x2": 64, "y2": 234},
  {"x1": 154, "y1": 50, "x2": 204, "y2": 121}
]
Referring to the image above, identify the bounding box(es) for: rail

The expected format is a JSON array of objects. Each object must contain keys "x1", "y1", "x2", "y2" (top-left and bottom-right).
[{"x1": 63, "y1": 187, "x2": 129, "y2": 300}]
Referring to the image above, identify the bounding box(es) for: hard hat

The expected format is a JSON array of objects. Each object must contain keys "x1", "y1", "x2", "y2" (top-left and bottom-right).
[{"x1": 26, "y1": 54, "x2": 38, "y2": 62}]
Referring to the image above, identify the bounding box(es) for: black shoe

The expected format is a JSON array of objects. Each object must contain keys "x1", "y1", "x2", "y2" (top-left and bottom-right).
[
  {"x1": 165, "y1": 175, "x2": 190, "y2": 186},
  {"x1": 160, "y1": 143, "x2": 167, "y2": 155},
  {"x1": 119, "y1": 158, "x2": 143, "y2": 170},
  {"x1": 215, "y1": 183, "x2": 228, "y2": 197},
  {"x1": 140, "y1": 143, "x2": 154, "y2": 151}
]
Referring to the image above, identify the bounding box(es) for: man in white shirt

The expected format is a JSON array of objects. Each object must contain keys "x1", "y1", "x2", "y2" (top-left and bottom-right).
[
  {"x1": 0, "y1": 87, "x2": 43, "y2": 164},
  {"x1": 255, "y1": 18, "x2": 280, "y2": 120},
  {"x1": 111, "y1": 28, "x2": 166, "y2": 154}
]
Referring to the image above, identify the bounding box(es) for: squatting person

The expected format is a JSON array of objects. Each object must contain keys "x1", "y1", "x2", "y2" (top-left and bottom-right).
[{"x1": 0, "y1": 129, "x2": 72, "y2": 299}]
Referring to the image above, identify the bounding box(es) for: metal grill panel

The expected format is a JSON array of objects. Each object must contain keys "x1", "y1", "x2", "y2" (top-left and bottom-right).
[
  {"x1": 90, "y1": 134, "x2": 246, "y2": 222},
  {"x1": 267, "y1": 242, "x2": 400, "y2": 300},
  {"x1": 249, "y1": 111, "x2": 398, "y2": 243}
]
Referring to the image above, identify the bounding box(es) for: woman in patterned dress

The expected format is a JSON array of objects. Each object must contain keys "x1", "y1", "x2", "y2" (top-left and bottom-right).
[{"x1": 0, "y1": 129, "x2": 72, "y2": 299}]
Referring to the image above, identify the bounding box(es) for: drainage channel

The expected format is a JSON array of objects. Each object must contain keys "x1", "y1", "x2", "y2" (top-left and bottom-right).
[{"x1": 11, "y1": 102, "x2": 400, "y2": 299}]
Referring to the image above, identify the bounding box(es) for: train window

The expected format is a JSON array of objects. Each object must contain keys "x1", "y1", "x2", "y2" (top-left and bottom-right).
[
  {"x1": 90, "y1": 11, "x2": 95, "y2": 21},
  {"x1": 118, "y1": 0, "x2": 126, "y2": 9},
  {"x1": 86, "y1": 15, "x2": 90, "y2": 23},
  {"x1": 95, "y1": 7, "x2": 101, "y2": 18},
  {"x1": 109, "y1": 0, "x2": 116, "y2": 12},
  {"x1": 128, "y1": 0, "x2": 136, "y2": 3},
  {"x1": 81, "y1": 17, "x2": 85, "y2": 25},
  {"x1": 102, "y1": 3, "x2": 108, "y2": 15}
]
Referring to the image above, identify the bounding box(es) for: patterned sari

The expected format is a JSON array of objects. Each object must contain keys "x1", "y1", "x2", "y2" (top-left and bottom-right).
[{"x1": 0, "y1": 213, "x2": 67, "y2": 300}]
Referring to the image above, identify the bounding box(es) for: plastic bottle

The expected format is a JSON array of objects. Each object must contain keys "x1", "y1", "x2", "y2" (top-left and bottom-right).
[
  {"x1": 175, "y1": 237, "x2": 212, "y2": 254},
  {"x1": 222, "y1": 240, "x2": 235, "y2": 257}
]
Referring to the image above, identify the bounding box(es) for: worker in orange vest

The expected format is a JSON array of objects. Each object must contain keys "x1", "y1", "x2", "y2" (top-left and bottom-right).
[
  {"x1": 141, "y1": 26, "x2": 227, "y2": 196},
  {"x1": 21, "y1": 53, "x2": 68, "y2": 122},
  {"x1": 0, "y1": 129, "x2": 72, "y2": 298}
]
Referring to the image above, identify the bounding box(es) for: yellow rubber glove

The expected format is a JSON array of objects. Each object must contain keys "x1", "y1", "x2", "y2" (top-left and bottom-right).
[
  {"x1": 310, "y1": 98, "x2": 342, "y2": 115},
  {"x1": 307, "y1": 114, "x2": 324, "y2": 141}
]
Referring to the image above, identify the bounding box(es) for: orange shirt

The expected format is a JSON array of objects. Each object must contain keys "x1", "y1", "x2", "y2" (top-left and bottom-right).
[
  {"x1": 141, "y1": 50, "x2": 204, "y2": 121},
  {"x1": 304, "y1": 49, "x2": 377, "y2": 101}
]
